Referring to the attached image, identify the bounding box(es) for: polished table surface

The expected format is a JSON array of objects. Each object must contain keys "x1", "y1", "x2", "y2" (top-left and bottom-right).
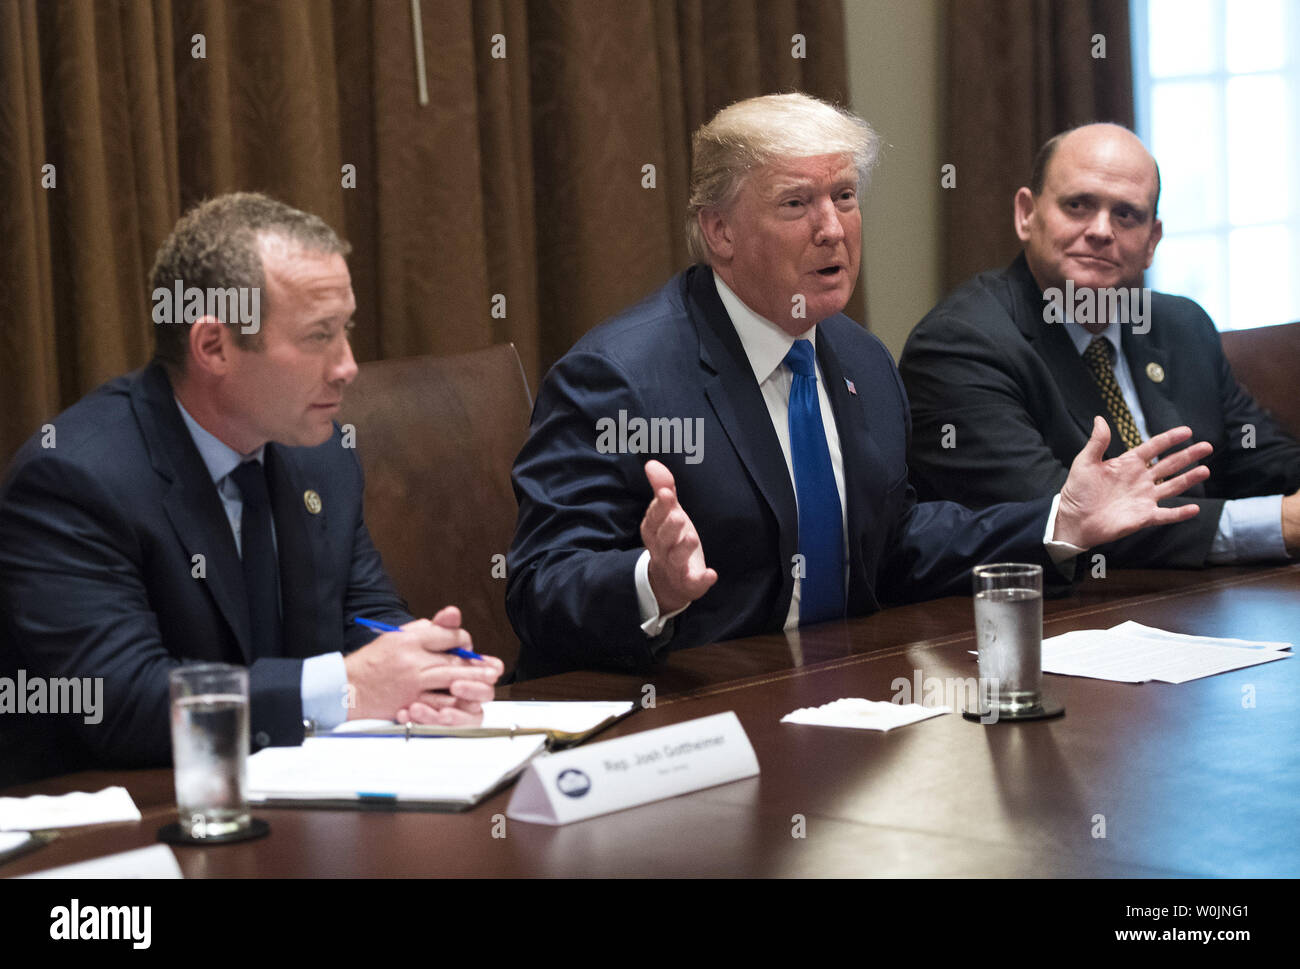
[{"x1": 5, "y1": 564, "x2": 1299, "y2": 877}]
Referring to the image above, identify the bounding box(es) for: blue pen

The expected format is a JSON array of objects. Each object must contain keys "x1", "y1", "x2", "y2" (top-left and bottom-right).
[{"x1": 351, "y1": 616, "x2": 486, "y2": 661}]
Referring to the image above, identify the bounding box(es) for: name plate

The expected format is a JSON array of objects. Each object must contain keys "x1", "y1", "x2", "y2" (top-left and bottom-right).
[{"x1": 505, "y1": 711, "x2": 759, "y2": 825}]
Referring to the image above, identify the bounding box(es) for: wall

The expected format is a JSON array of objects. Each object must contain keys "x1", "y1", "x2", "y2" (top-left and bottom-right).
[{"x1": 843, "y1": 0, "x2": 946, "y2": 359}]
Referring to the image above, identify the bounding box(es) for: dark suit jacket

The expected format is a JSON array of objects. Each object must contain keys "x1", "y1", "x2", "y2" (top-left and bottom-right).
[
  {"x1": 898, "y1": 253, "x2": 1300, "y2": 567},
  {"x1": 0, "y1": 362, "x2": 410, "y2": 784},
  {"x1": 506, "y1": 266, "x2": 1063, "y2": 680}
]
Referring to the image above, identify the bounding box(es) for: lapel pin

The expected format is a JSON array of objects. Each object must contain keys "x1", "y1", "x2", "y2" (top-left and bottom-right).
[
  {"x1": 845, "y1": 378, "x2": 857, "y2": 396},
  {"x1": 1145, "y1": 362, "x2": 1165, "y2": 383},
  {"x1": 303, "y1": 490, "x2": 322, "y2": 514}
]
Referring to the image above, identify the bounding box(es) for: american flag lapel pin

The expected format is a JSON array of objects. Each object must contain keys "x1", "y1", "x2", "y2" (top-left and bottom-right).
[{"x1": 845, "y1": 378, "x2": 857, "y2": 396}]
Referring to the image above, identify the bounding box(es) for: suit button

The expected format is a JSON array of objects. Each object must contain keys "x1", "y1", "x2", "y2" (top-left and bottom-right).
[{"x1": 254, "y1": 731, "x2": 270, "y2": 748}]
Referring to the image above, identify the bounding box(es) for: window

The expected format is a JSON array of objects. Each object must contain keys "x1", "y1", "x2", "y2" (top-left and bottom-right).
[{"x1": 1132, "y1": 0, "x2": 1300, "y2": 330}]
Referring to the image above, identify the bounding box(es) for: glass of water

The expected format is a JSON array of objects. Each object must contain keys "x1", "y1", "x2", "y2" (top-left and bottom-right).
[
  {"x1": 169, "y1": 663, "x2": 250, "y2": 839},
  {"x1": 973, "y1": 564, "x2": 1043, "y2": 715}
]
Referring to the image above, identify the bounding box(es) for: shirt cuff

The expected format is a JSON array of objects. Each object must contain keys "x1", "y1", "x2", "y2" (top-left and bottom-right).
[
  {"x1": 301, "y1": 651, "x2": 349, "y2": 731},
  {"x1": 1207, "y1": 495, "x2": 1290, "y2": 564},
  {"x1": 635, "y1": 548, "x2": 689, "y2": 637},
  {"x1": 1044, "y1": 492, "x2": 1087, "y2": 565}
]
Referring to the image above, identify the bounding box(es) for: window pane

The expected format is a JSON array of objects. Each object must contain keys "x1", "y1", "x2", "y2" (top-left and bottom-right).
[
  {"x1": 1227, "y1": 226, "x2": 1296, "y2": 329},
  {"x1": 1226, "y1": 75, "x2": 1291, "y2": 225},
  {"x1": 1150, "y1": 233, "x2": 1226, "y2": 327},
  {"x1": 1148, "y1": 0, "x2": 1216, "y2": 77},
  {"x1": 1151, "y1": 81, "x2": 1223, "y2": 230},
  {"x1": 1227, "y1": 0, "x2": 1287, "y2": 73}
]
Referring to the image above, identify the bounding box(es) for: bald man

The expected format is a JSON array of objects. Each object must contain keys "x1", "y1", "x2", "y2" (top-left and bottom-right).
[{"x1": 899, "y1": 123, "x2": 1300, "y2": 568}]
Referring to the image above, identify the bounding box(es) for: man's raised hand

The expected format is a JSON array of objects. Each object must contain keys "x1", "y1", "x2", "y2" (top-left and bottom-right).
[
  {"x1": 1054, "y1": 417, "x2": 1213, "y2": 549},
  {"x1": 641, "y1": 459, "x2": 717, "y2": 615}
]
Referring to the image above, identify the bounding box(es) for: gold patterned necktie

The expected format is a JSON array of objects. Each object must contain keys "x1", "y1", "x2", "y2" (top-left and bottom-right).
[{"x1": 1082, "y1": 336, "x2": 1143, "y2": 451}]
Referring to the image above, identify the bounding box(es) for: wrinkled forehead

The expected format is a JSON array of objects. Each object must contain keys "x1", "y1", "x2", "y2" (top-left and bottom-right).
[{"x1": 746, "y1": 153, "x2": 860, "y2": 198}]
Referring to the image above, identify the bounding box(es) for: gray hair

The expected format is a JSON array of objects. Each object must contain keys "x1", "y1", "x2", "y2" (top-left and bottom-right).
[
  {"x1": 150, "y1": 192, "x2": 351, "y2": 374},
  {"x1": 685, "y1": 92, "x2": 880, "y2": 264}
]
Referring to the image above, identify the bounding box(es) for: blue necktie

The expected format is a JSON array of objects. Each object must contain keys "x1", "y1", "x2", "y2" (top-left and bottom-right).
[
  {"x1": 230, "y1": 459, "x2": 283, "y2": 658},
  {"x1": 783, "y1": 339, "x2": 845, "y2": 625}
]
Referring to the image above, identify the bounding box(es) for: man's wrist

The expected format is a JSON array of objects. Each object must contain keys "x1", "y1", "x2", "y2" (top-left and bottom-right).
[{"x1": 1045, "y1": 492, "x2": 1087, "y2": 562}]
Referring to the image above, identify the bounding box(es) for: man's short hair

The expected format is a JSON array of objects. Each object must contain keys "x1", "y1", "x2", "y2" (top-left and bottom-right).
[
  {"x1": 1028, "y1": 124, "x2": 1162, "y2": 216},
  {"x1": 685, "y1": 92, "x2": 880, "y2": 265},
  {"x1": 150, "y1": 192, "x2": 351, "y2": 374}
]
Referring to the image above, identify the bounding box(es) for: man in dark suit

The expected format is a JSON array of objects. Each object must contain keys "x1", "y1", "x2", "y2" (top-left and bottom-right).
[
  {"x1": 506, "y1": 95, "x2": 1212, "y2": 680},
  {"x1": 899, "y1": 124, "x2": 1300, "y2": 568},
  {"x1": 0, "y1": 193, "x2": 501, "y2": 784}
]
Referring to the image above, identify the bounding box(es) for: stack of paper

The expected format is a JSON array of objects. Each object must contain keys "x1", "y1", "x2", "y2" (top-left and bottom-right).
[
  {"x1": 781, "y1": 698, "x2": 950, "y2": 731},
  {"x1": 0, "y1": 786, "x2": 140, "y2": 831},
  {"x1": 248, "y1": 734, "x2": 547, "y2": 810},
  {"x1": 329, "y1": 699, "x2": 635, "y2": 747},
  {"x1": 1042, "y1": 621, "x2": 1293, "y2": 684}
]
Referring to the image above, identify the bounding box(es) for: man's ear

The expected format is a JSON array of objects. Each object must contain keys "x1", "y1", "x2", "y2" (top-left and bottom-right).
[
  {"x1": 1013, "y1": 187, "x2": 1036, "y2": 243},
  {"x1": 1143, "y1": 217, "x2": 1163, "y2": 269},
  {"x1": 188, "y1": 317, "x2": 234, "y2": 377},
  {"x1": 698, "y1": 207, "x2": 735, "y2": 263}
]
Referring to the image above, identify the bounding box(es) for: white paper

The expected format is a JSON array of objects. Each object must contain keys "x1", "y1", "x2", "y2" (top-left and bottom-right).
[
  {"x1": 248, "y1": 735, "x2": 546, "y2": 804},
  {"x1": 0, "y1": 831, "x2": 35, "y2": 854},
  {"x1": 21, "y1": 844, "x2": 182, "y2": 879},
  {"x1": 1107, "y1": 620, "x2": 1293, "y2": 652},
  {"x1": 781, "y1": 698, "x2": 951, "y2": 731},
  {"x1": 333, "y1": 700, "x2": 634, "y2": 736},
  {"x1": 0, "y1": 786, "x2": 141, "y2": 831},
  {"x1": 1043, "y1": 629, "x2": 1291, "y2": 684},
  {"x1": 507, "y1": 711, "x2": 759, "y2": 826},
  {"x1": 480, "y1": 700, "x2": 634, "y2": 732}
]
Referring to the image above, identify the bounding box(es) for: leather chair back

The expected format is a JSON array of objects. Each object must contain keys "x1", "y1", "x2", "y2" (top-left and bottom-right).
[
  {"x1": 340, "y1": 345, "x2": 532, "y2": 672},
  {"x1": 1220, "y1": 321, "x2": 1300, "y2": 438}
]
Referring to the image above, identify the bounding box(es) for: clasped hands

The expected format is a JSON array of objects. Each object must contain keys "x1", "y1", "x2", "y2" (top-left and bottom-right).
[
  {"x1": 641, "y1": 419, "x2": 1216, "y2": 616},
  {"x1": 343, "y1": 605, "x2": 503, "y2": 726}
]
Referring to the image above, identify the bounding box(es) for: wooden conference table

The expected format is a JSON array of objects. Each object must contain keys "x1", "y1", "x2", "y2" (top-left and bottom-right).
[{"x1": 5, "y1": 564, "x2": 1299, "y2": 877}]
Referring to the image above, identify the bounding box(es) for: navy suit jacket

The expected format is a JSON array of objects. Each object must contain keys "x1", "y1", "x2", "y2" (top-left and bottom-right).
[
  {"x1": 0, "y1": 362, "x2": 410, "y2": 784},
  {"x1": 506, "y1": 266, "x2": 1062, "y2": 680},
  {"x1": 899, "y1": 254, "x2": 1300, "y2": 567}
]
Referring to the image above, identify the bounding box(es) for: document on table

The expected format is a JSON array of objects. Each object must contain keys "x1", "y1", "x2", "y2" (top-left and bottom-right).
[
  {"x1": 19, "y1": 844, "x2": 182, "y2": 879},
  {"x1": 247, "y1": 735, "x2": 548, "y2": 811},
  {"x1": 0, "y1": 786, "x2": 141, "y2": 831},
  {"x1": 330, "y1": 699, "x2": 636, "y2": 748},
  {"x1": 781, "y1": 698, "x2": 950, "y2": 731},
  {"x1": 1041, "y1": 621, "x2": 1293, "y2": 684}
]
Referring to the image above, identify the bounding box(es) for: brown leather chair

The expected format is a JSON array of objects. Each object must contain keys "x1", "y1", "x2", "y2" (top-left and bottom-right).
[
  {"x1": 1220, "y1": 321, "x2": 1300, "y2": 438},
  {"x1": 339, "y1": 344, "x2": 532, "y2": 672}
]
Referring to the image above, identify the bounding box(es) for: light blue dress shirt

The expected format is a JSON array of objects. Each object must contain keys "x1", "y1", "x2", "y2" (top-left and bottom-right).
[
  {"x1": 1064, "y1": 322, "x2": 1288, "y2": 563},
  {"x1": 174, "y1": 399, "x2": 349, "y2": 729}
]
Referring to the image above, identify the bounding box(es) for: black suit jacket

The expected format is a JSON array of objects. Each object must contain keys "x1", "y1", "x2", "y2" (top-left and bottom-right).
[
  {"x1": 506, "y1": 266, "x2": 1064, "y2": 680},
  {"x1": 0, "y1": 362, "x2": 409, "y2": 784},
  {"x1": 899, "y1": 253, "x2": 1300, "y2": 567}
]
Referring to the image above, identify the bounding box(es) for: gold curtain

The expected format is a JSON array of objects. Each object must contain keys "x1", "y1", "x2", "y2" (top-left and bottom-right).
[
  {"x1": 0, "y1": 0, "x2": 852, "y2": 461},
  {"x1": 942, "y1": 0, "x2": 1134, "y2": 291}
]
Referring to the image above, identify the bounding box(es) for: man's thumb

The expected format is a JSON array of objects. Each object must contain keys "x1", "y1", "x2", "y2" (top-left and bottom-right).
[{"x1": 1081, "y1": 416, "x2": 1110, "y2": 461}]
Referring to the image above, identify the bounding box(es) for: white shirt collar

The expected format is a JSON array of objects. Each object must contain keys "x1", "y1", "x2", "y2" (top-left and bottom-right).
[
  {"x1": 712, "y1": 270, "x2": 817, "y2": 384},
  {"x1": 174, "y1": 397, "x2": 264, "y2": 486},
  {"x1": 1065, "y1": 317, "x2": 1123, "y2": 358}
]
